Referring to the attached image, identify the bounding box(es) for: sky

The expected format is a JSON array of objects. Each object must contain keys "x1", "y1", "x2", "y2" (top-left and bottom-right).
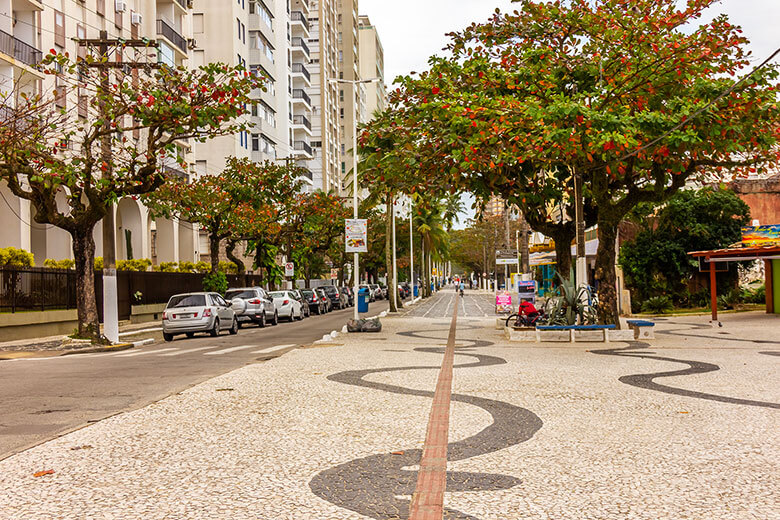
[{"x1": 359, "y1": 0, "x2": 780, "y2": 228}]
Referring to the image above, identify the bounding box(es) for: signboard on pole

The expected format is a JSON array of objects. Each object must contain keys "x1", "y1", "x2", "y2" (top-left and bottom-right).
[
  {"x1": 495, "y1": 290, "x2": 513, "y2": 314},
  {"x1": 330, "y1": 268, "x2": 339, "y2": 280},
  {"x1": 742, "y1": 224, "x2": 780, "y2": 247},
  {"x1": 345, "y1": 219, "x2": 368, "y2": 253},
  {"x1": 284, "y1": 262, "x2": 295, "y2": 277},
  {"x1": 496, "y1": 249, "x2": 519, "y2": 265}
]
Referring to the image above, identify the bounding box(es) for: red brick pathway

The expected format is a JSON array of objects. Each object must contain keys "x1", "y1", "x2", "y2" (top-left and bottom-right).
[{"x1": 408, "y1": 302, "x2": 459, "y2": 520}]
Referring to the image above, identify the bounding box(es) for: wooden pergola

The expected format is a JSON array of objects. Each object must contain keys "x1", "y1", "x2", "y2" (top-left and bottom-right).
[{"x1": 689, "y1": 246, "x2": 780, "y2": 322}]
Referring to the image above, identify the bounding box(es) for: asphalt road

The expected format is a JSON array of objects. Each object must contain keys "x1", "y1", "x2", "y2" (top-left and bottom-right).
[{"x1": 0, "y1": 300, "x2": 389, "y2": 460}]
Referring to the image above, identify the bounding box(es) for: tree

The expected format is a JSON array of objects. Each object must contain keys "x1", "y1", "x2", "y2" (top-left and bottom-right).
[
  {"x1": 0, "y1": 52, "x2": 261, "y2": 340},
  {"x1": 145, "y1": 158, "x2": 308, "y2": 276},
  {"x1": 373, "y1": 0, "x2": 779, "y2": 324},
  {"x1": 619, "y1": 187, "x2": 750, "y2": 304}
]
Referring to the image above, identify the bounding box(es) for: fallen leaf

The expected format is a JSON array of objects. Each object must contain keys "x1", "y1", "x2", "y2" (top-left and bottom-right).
[
  {"x1": 216, "y1": 388, "x2": 234, "y2": 392},
  {"x1": 678, "y1": 411, "x2": 689, "y2": 414},
  {"x1": 391, "y1": 451, "x2": 405, "y2": 456},
  {"x1": 33, "y1": 470, "x2": 55, "y2": 477},
  {"x1": 70, "y1": 445, "x2": 93, "y2": 450}
]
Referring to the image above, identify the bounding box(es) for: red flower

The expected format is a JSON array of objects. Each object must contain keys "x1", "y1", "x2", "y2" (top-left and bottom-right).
[{"x1": 432, "y1": 87, "x2": 440, "y2": 95}]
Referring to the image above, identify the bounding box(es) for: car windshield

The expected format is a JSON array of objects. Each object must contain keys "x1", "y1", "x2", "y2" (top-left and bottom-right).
[
  {"x1": 167, "y1": 294, "x2": 206, "y2": 308},
  {"x1": 302, "y1": 290, "x2": 314, "y2": 296},
  {"x1": 269, "y1": 291, "x2": 288, "y2": 298},
  {"x1": 225, "y1": 290, "x2": 255, "y2": 300},
  {"x1": 323, "y1": 286, "x2": 337, "y2": 293}
]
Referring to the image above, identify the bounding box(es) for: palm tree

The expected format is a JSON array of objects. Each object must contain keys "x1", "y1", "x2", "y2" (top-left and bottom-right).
[{"x1": 413, "y1": 196, "x2": 450, "y2": 297}]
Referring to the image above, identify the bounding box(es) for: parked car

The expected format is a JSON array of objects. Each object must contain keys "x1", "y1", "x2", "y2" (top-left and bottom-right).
[
  {"x1": 315, "y1": 287, "x2": 333, "y2": 312},
  {"x1": 268, "y1": 290, "x2": 304, "y2": 321},
  {"x1": 370, "y1": 284, "x2": 382, "y2": 300},
  {"x1": 162, "y1": 292, "x2": 238, "y2": 342},
  {"x1": 225, "y1": 287, "x2": 278, "y2": 328},
  {"x1": 399, "y1": 283, "x2": 411, "y2": 299},
  {"x1": 340, "y1": 286, "x2": 354, "y2": 306},
  {"x1": 359, "y1": 284, "x2": 376, "y2": 302},
  {"x1": 379, "y1": 285, "x2": 389, "y2": 300},
  {"x1": 322, "y1": 285, "x2": 348, "y2": 310},
  {"x1": 302, "y1": 288, "x2": 326, "y2": 315},
  {"x1": 291, "y1": 289, "x2": 310, "y2": 317}
]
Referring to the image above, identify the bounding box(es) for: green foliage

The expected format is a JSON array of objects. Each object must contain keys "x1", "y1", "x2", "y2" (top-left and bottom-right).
[
  {"x1": 0, "y1": 247, "x2": 34, "y2": 268},
  {"x1": 155, "y1": 262, "x2": 179, "y2": 273},
  {"x1": 641, "y1": 296, "x2": 674, "y2": 314},
  {"x1": 218, "y1": 261, "x2": 238, "y2": 274},
  {"x1": 718, "y1": 289, "x2": 742, "y2": 310},
  {"x1": 94, "y1": 257, "x2": 103, "y2": 270},
  {"x1": 619, "y1": 187, "x2": 750, "y2": 304},
  {"x1": 116, "y1": 259, "x2": 152, "y2": 272},
  {"x1": 203, "y1": 271, "x2": 228, "y2": 294},
  {"x1": 741, "y1": 284, "x2": 766, "y2": 304},
  {"x1": 177, "y1": 261, "x2": 210, "y2": 273},
  {"x1": 44, "y1": 258, "x2": 75, "y2": 270}
]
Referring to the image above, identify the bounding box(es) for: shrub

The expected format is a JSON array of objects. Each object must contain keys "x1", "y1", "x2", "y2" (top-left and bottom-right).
[
  {"x1": 717, "y1": 289, "x2": 742, "y2": 310},
  {"x1": 194, "y1": 261, "x2": 211, "y2": 273},
  {"x1": 203, "y1": 271, "x2": 227, "y2": 294},
  {"x1": 44, "y1": 258, "x2": 75, "y2": 270},
  {"x1": 155, "y1": 262, "x2": 179, "y2": 272},
  {"x1": 116, "y1": 259, "x2": 152, "y2": 272},
  {"x1": 0, "y1": 247, "x2": 34, "y2": 268},
  {"x1": 218, "y1": 261, "x2": 238, "y2": 274},
  {"x1": 641, "y1": 295, "x2": 674, "y2": 314},
  {"x1": 94, "y1": 257, "x2": 104, "y2": 270},
  {"x1": 741, "y1": 284, "x2": 766, "y2": 304}
]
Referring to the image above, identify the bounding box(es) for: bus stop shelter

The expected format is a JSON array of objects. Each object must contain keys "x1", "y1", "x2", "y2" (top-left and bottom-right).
[{"x1": 689, "y1": 246, "x2": 780, "y2": 322}]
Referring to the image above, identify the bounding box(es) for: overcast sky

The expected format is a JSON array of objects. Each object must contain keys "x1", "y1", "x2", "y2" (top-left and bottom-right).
[{"x1": 359, "y1": 0, "x2": 780, "y2": 226}]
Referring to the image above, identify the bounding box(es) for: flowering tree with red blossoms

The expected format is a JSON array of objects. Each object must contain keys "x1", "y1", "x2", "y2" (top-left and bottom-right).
[
  {"x1": 0, "y1": 52, "x2": 263, "y2": 339},
  {"x1": 363, "y1": 0, "x2": 780, "y2": 325}
]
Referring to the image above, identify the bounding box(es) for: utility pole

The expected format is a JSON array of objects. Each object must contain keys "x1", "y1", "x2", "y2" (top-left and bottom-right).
[
  {"x1": 78, "y1": 31, "x2": 159, "y2": 344},
  {"x1": 409, "y1": 198, "x2": 414, "y2": 298},
  {"x1": 574, "y1": 171, "x2": 587, "y2": 286}
]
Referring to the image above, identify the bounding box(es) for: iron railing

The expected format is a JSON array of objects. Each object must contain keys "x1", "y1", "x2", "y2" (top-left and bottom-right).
[
  {"x1": 0, "y1": 28, "x2": 42, "y2": 67},
  {"x1": 156, "y1": 19, "x2": 187, "y2": 53},
  {"x1": 291, "y1": 37, "x2": 310, "y2": 56},
  {"x1": 292, "y1": 115, "x2": 311, "y2": 130},
  {"x1": 291, "y1": 62, "x2": 310, "y2": 81},
  {"x1": 290, "y1": 11, "x2": 309, "y2": 31},
  {"x1": 292, "y1": 88, "x2": 311, "y2": 105},
  {"x1": 293, "y1": 141, "x2": 312, "y2": 155}
]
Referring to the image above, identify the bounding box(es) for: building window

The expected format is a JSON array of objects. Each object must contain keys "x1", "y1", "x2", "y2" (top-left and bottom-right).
[
  {"x1": 250, "y1": 31, "x2": 274, "y2": 62},
  {"x1": 193, "y1": 14, "x2": 204, "y2": 33}
]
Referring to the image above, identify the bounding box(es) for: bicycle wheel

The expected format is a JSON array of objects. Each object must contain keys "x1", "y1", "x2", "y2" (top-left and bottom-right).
[{"x1": 505, "y1": 314, "x2": 519, "y2": 328}]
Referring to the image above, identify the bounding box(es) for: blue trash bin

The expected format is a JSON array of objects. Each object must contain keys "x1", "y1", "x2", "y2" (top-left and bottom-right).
[
  {"x1": 358, "y1": 288, "x2": 370, "y2": 313},
  {"x1": 413, "y1": 285, "x2": 419, "y2": 297}
]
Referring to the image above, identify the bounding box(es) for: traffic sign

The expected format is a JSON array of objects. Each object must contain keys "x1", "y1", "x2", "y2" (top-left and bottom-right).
[{"x1": 284, "y1": 262, "x2": 294, "y2": 277}]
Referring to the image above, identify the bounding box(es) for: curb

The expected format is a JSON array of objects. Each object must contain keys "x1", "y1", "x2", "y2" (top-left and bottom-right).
[{"x1": 61, "y1": 343, "x2": 135, "y2": 356}]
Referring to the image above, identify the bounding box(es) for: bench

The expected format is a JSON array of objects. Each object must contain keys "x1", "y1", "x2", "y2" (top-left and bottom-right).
[
  {"x1": 626, "y1": 319, "x2": 655, "y2": 340},
  {"x1": 536, "y1": 324, "x2": 616, "y2": 343}
]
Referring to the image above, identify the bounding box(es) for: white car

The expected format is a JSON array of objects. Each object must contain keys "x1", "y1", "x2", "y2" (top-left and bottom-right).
[
  {"x1": 162, "y1": 292, "x2": 238, "y2": 341},
  {"x1": 268, "y1": 291, "x2": 304, "y2": 321}
]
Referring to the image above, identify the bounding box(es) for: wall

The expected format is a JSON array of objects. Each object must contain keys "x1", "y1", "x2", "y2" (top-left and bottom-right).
[
  {"x1": 729, "y1": 176, "x2": 780, "y2": 225},
  {"x1": 773, "y1": 259, "x2": 779, "y2": 315}
]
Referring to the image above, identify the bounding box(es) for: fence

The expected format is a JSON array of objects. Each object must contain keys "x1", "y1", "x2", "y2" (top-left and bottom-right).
[{"x1": 1, "y1": 268, "x2": 264, "y2": 320}]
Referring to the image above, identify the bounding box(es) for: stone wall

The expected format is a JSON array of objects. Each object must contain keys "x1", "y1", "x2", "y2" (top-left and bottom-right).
[{"x1": 728, "y1": 175, "x2": 780, "y2": 225}]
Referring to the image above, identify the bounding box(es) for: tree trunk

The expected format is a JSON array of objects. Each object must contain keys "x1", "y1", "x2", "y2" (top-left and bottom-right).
[
  {"x1": 209, "y1": 232, "x2": 221, "y2": 274},
  {"x1": 595, "y1": 219, "x2": 620, "y2": 327},
  {"x1": 550, "y1": 227, "x2": 575, "y2": 282},
  {"x1": 71, "y1": 228, "x2": 101, "y2": 341},
  {"x1": 225, "y1": 239, "x2": 246, "y2": 287},
  {"x1": 385, "y1": 197, "x2": 398, "y2": 312}
]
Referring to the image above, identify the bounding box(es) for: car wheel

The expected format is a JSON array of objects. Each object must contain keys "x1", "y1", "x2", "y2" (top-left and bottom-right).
[
  {"x1": 186, "y1": 332, "x2": 195, "y2": 339},
  {"x1": 272, "y1": 311, "x2": 279, "y2": 326},
  {"x1": 258, "y1": 312, "x2": 267, "y2": 328},
  {"x1": 210, "y1": 318, "x2": 220, "y2": 337},
  {"x1": 163, "y1": 332, "x2": 174, "y2": 342},
  {"x1": 229, "y1": 318, "x2": 238, "y2": 335}
]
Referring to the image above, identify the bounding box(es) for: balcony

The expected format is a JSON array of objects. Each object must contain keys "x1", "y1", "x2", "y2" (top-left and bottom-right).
[
  {"x1": 0, "y1": 29, "x2": 42, "y2": 68},
  {"x1": 292, "y1": 115, "x2": 312, "y2": 131},
  {"x1": 297, "y1": 167, "x2": 313, "y2": 181},
  {"x1": 291, "y1": 88, "x2": 311, "y2": 107},
  {"x1": 161, "y1": 165, "x2": 190, "y2": 182},
  {"x1": 293, "y1": 141, "x2": 312, "y2": 157},
  {"x1": 156, "y1": 19, "x2": 187, "y2": 54},
  {"x1": 172, "y1": 0, "x2": 189, "y2": 10},
  {"x1": 291, "y1": 37, "x2": 310, "y2": 58},
  {"x1": 291, "y1": 63, "x2": 310, "y2": 82},
  {"x1": 290, "y1": 11, "x2": 309, "y2": 31}
]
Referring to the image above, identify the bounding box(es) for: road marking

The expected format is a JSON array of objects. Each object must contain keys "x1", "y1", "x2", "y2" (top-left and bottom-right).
[
  {"x1": 115, "y1": 347, "x2": 178, "y2": 357},
  {"x1": 118, "y1": 327, "x2": 162, "y2": 337},
  {"x1": 203, "y1": 344, "x2": 258, "y2": 356},
  {"x1": 251, "y1": 344, "x2": 296, "y2": 354},
  {"x1": 159, "y1": 345, "x2": 219, "y2": 356}
]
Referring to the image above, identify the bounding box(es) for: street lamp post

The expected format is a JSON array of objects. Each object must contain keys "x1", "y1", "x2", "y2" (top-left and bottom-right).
[{"x1": 327, "y1": 77, "x2": 380, "y2": 321}]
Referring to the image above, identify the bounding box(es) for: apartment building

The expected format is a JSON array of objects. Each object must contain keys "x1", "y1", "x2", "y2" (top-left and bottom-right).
[
  {"x1": 335, "y1": 0, "x2": 361, "y2": 195},
  {"x1": 0, "y1": 0, "x2": 198, "y2": 266},
  {"x1": 307, "y1": 0, "x2": 340, "y2": 193},
  {"x1": 358, "y1": 14, "x2": 385, "y2": 116}
]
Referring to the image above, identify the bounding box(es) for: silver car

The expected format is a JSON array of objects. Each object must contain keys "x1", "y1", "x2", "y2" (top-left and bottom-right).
[
  {"x1": 162, "y1": 292, "x2": 238, "y2": 342},
  {"x1": 268, "y1": 290, "x2": 305, "y2": 321},
  {"x1": 225, "y1": 287, "x2": 279, "y2": 328}
]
